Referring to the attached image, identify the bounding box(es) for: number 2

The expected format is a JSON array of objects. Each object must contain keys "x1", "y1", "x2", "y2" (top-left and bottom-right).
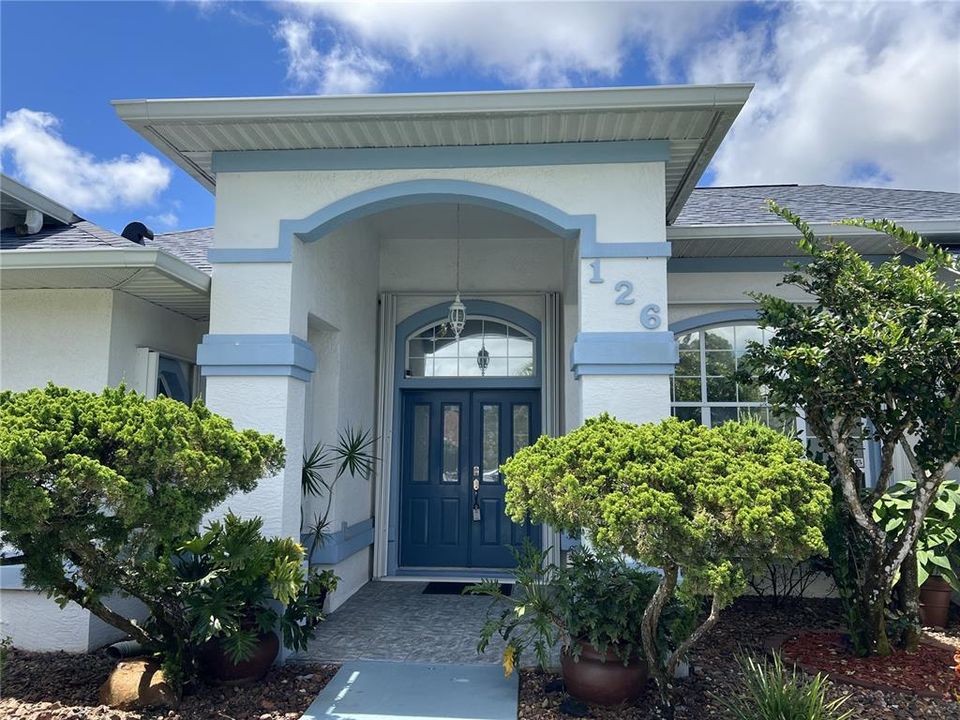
[{"x1": 615, "y1": 281, "x2": 635, "y2": 305}]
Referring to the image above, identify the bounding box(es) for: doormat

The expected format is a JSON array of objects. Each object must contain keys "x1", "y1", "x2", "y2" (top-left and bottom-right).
[{"x1": 422, "y1": 581, "x2": 513, "y2": 596}]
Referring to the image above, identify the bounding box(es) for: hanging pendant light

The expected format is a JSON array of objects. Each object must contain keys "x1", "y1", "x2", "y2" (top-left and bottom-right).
[
  {"x1": 477, "y1": 343, "x2": 490, "y2": 376},
  {"x1": 447, "y1": 204, "x2": 466, "y2": 339}
]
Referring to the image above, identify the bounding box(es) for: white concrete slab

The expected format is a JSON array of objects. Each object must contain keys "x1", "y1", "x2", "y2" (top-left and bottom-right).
[{"x1": 300, "y1": 660, "x2": 518, "y2": 720}]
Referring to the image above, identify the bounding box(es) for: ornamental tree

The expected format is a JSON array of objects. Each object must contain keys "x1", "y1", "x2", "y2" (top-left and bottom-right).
[
  {"x1": 501, "y1": 414, "x2": 831, "y2": 708},
  {"x1": 0, "y1": 385, "x2": 285, "y2": 681},
  {"x1": 741, "y1": 204, "x2": 960, "y2": 656}
]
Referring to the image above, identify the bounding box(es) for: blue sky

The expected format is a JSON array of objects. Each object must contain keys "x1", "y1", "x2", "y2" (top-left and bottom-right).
[{"x1": 1, "y1": 1, "x2": 958, "y2": 234}]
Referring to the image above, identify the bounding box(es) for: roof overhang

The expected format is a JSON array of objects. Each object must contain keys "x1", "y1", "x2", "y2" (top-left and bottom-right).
[
  {"x1": 1, "y1": 173, "x2": 80, "y2": 229},
  {"x1": 0, "y1": 248, "x2": 211, "y2": 320},
  {"x1": 113, "y1": 84, "x2": 753, "y2": 225}
]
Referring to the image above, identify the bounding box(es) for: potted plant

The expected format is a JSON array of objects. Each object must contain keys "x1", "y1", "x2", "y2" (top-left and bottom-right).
[
  {"x1": 177, "y1": 513, "x2": 337, "y2": 684},
  {"x1": 875, "y1": 480, "x2": 960, "y2": 628},
  {"x1": 470, "y1": 543, "x2": 692, "y2": 706}
]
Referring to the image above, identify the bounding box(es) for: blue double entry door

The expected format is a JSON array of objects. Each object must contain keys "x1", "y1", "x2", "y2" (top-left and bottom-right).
[{"x1": 399, "y1": 389, "x2": 541, "y2": 569}]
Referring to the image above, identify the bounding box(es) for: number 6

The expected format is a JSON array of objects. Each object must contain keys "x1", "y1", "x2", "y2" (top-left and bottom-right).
[{"x1": 640, "y1": 304, "x2": 661, "y2": 329}]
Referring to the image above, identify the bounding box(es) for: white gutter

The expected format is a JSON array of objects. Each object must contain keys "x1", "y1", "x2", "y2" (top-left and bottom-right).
[
  {"x1": 112, "y1": 84, "x2": 754, "y2": 123},
  {"x1": 0, "y1": 248, "x2": 210, "y2": 294},
  {"x1": 1, "y1": 174, "x2": 79, "y2": 226}
]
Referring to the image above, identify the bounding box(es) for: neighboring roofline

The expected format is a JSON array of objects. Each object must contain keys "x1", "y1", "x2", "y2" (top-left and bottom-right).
[
  {"x1": 0, "y1": 174, "x2": 80, "y2": 226},
  {"x1": 112, "y1": 84, "x2": 754, "y2": 223},
  {"x1": 0, "y1": 248, "x2": 211, "y2": 294},
  {"x1": 667, "y1": 218, "x2": 960, "y2": 241}
]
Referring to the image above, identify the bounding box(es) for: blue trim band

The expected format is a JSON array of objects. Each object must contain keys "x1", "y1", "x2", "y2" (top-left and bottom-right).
[
  {"x1": 207, "y1": 179, "x2": 666, "y2": 264},
  {"x1": 303, "y1": 518, "x2": 375, "y2": 565},
  {"x1": 571, "y1": 331, "x2": 679, "y2": 377},
  {"x1": 669, "y1": 309, "x2": 760, "y2": 334},
  {"x1": 667, "y1": 255, "x2": 912, "y2": 273},
  {"x1": 197, "y1": 334, "x2": 316, "y2": 381},
  {"x1": 212, "y1": 140, "x2": 671, "y2": 174}
]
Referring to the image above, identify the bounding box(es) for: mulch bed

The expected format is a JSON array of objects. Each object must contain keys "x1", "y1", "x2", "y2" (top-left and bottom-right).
[
  {"x1": 780, "y1": 630, "x2": 960, "y2": 700},
  {"x1": 0, "y1": 648, "x2": 338, "y2": 720},
  {"x1": 518, "y1": 597, "x2": 960, "y2": 719}
]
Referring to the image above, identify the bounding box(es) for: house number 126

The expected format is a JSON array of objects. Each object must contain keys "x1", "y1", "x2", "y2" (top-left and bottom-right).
[{"x1": 587, "y1": 260, "x2": 661, "y2": 329}]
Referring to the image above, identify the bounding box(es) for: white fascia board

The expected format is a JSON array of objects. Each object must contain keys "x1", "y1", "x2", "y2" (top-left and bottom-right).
[
  {"x1": 0, "y1": 248, "x2": 211, "y2": 294},
  {"x1": 667, "y1": 219, "x2": 960, "y2": 241},
  {"x1": 0, "y1": 174, "x2": 80, "y2": 226},
  {"x1": 112, "y1": 84, "x2": 754, "y2": 123}
]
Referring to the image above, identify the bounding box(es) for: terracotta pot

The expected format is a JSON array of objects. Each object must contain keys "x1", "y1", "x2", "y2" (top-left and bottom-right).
[
  {"x1": 560, "y1": 641, "x2": 648, "y2": 707},
  {"x1": 201, "y1": 631, "x2": 279, "y2": 685},
  {"x1": 919, "y1": 576, "x2": 953, "y2": 628}
]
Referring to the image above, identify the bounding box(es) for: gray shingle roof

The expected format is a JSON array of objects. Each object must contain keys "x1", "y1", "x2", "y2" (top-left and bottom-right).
[
  {"x1": 675, "y1": 185, "x2": 960, "y2": 226},
  {"x1": 148, "y1": 228, "x2": 213, "y2": 274},
  {"x1": 0, "y1": 220, "x2": 134, "y2": 250},
  {"x1": 1, "y1": 222, "x2": 214, "y2": 275}
]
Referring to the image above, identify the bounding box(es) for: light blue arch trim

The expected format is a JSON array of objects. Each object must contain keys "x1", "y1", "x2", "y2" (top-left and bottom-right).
[
  {"x1": 669, "y1": 309, "x2": 761, "y2": 335},
  {"x1": 388, "y1": 300, "x2": 542, "y2": 576},
  {"x1": 212, "y1": 140, "x2": 671, "y2": 174},
  {"x1": 207, "y1": 179, "x2": 671, "y2": 264},
  {"x1": 570, "y1": 331, "x2": 679, "y2": 378},
  {"x1": 197, "y1": 334, "x2": 317, "y2": 382}
]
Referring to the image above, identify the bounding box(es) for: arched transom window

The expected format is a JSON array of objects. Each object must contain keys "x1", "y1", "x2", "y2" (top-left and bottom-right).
[
  {"x1": 671, "y1": 323, "x2": 781, "y2": 428},
  {"x1": 406, "y1": 317, "x2": 536, "y2": 378}
]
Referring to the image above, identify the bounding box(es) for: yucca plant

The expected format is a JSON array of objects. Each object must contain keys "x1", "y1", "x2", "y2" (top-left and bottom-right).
[
  {"x1": 720, "y1": 652, "x2": 852, "y2": 720},
  {"x1": 301, "y1": 426, "x2": 376, "y2": 561}
]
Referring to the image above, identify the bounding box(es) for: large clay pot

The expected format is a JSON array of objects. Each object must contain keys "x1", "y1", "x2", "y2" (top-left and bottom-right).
[
  {"x1": 202, "y1": 631, "x2": 279, "y2": 685},
  {"x1": 919, "y1": 576, "x2": 953, "y2": 628},
  {"x1": 560, "y1": 641, "x2": 649, "y2": 707}
]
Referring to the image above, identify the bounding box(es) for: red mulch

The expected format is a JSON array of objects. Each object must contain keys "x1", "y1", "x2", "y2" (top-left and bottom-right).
[{"x1": 782, "y1": 630, "x2": 960, "y2": 701}]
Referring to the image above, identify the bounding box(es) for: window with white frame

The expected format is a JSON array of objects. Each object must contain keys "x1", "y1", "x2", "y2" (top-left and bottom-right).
[{"x1": 670, "y1": 322, "x2": 786, "y2": 429}]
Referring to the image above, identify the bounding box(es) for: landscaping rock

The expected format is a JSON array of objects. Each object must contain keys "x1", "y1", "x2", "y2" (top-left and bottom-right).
[{"x1": 98, "y1": 659, "x2": 178, "y2": 710}]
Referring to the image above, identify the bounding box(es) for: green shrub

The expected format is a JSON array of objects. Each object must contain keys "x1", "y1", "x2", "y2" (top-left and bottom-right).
[
  {"x1": 0, "y1": 385, "x2": 286, "y2": 685},
  {"x1": 177, "y1": 513, "x2": 337, "y2": 664},
  {"x1": 720, "y1": 653, "x2": 852, "y2": 720},
  {"x1": 500, "y1": 415, "x2": 831, "y2": 707},
  {"x1": 471, "y1": 543, "x2": 692, "y2": 674}
]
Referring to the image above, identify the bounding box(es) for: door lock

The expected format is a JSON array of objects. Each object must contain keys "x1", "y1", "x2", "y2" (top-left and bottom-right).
[{"x1": 472, "y1": 466, "x2": 481, "y2": 521}]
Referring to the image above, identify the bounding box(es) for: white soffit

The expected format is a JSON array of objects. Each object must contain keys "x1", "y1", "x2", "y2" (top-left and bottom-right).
[
  {"x1": 0, "y1": 249, "x2": 211, "y2": 320},
  {"x1": 113, "y1": 84, "x2": 753, "y2": 224}
]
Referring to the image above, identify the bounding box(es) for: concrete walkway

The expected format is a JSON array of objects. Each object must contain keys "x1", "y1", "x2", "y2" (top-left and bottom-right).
[{"x1": 300, "y1": 660, "x2": 518, "y2": 720}]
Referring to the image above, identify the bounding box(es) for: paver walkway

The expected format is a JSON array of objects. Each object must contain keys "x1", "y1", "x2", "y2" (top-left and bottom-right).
[
  {"x1": 294, "y1": 581, "x2": 510, "y2": 664},
  {"x1": 300, "y1": 660, "x2": 518, "y2": 720}
]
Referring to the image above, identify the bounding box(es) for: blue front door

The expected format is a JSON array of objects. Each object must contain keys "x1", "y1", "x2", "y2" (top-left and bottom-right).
[{"x1": 399, "y1": 389, "x2": 541, "y2": 569}]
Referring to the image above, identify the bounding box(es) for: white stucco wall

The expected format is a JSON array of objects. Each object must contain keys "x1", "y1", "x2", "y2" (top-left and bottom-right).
[
  {"x1": 0, "y1": 289, "x2": 113, "y2": 391},
  {"x1": 108, "y1": 291, "x2": 206, "y2": 389}
]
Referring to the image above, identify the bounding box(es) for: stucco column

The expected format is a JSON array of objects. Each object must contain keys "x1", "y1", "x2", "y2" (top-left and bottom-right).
[
  {"x1": 572, "y1": 253, "x2": 676, "y2": 425},
  {"x1": 196, "y1": 262, "x2": 314, "y2": 540}
]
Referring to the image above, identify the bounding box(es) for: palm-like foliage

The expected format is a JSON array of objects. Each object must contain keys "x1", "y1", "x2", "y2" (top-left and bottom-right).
[
  {"x1": 301, "y1": 427, "x2": 376, "y2": 561},
  {"x1": 177, "y1": 513, "x2": 337, "y2": 663},
  {"x1": 720, "y1": 653, "x2": 852, "y2": 720}
]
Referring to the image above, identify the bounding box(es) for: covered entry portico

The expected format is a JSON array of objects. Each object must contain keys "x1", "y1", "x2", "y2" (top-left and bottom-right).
[{"x1": 115, "y1": 85, "x2": 752, "y2": 610}]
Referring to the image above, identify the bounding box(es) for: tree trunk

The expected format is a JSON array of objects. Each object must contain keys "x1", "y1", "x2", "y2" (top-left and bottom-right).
[
  {"x1": 640, "y1": 565, "x2": 679, "y2": 713},
  {"x1": 894, "y1": 546, "x2": 921, "y2": 651}
]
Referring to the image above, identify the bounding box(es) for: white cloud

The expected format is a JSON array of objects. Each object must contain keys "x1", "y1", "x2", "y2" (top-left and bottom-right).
[
  {"x1": 146, "y1": 211, "x2": 179, "y2": 230},
  {"x1": 686, "y1": 1, "x2": 960, "y2": 192},
  {"x1": 268, "y1": 1, "x2": 959, "y2": 192},
  {"x1": 0, "y1": 108, "x2": 172, "y2": 212},
  {"x1": 276, "y1": 1, "x2": 733, "y2": 88},
  {"x1": 276, "y1": 17, "x2": 389, "y2": 93}
]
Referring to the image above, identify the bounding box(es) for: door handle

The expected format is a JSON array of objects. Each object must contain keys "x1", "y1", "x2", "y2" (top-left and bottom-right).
[{"x1": 472, "y1": 466, "x2": 481, "y2": 520}]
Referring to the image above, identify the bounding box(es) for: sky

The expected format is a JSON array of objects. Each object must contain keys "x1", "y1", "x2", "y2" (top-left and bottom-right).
[{"x1": 1, "y1": 0, "x2": 958, "y2": 234}]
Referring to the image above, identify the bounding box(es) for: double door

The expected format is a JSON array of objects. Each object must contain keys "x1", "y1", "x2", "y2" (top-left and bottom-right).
[{"x1": 399, "y1": 389, "x2": 541, "y2": 569}]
